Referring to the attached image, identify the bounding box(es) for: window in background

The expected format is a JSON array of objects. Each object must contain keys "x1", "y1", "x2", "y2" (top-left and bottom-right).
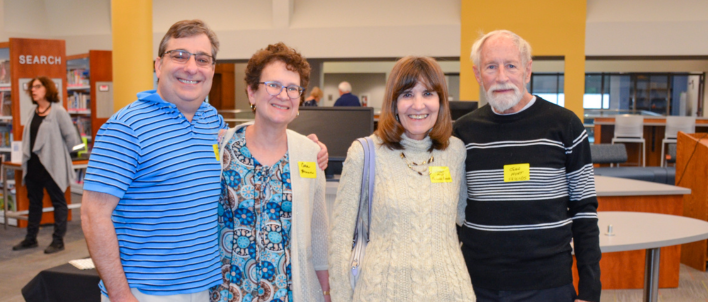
[
  {"x1": 584, "y1": 74, "x2": 609, "y2": 109},
  {"x1": 583, "y1": 73, "x2": 702, "y2": 115},
  {"x1": 671, "y1": 75, "x2": 689, "y2": 116},
  {"x1": 631, "y1": 74, "x2": 671, "y2": 115},
  {"x1": 529, "y1": 73, "x2": 564, "y2": 107}
]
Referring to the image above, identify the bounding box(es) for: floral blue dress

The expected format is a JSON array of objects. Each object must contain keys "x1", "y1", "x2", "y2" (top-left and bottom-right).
[{"x1": 211, "y1": 127, "x2": 293, "y2": 302}]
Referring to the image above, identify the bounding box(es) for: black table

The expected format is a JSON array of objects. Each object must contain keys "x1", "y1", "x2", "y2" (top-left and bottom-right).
[{"x1": 22, "y1": 262, "x2": 101, "y2": 302}]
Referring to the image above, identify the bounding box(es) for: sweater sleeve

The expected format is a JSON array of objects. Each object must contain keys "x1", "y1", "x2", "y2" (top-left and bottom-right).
[
  {"x1": 455, "y1": 141, "x2": 468, "y2": 227},
  {"x1": 57, "y1": 108, "x2": 81, "y2": 152},
  {"x1": 311, "y1": 163, "x2": 329, "y2": 271},
  {"x1": 565, "y1": 117, "x2": 602, "y2": 302},
  {"x1": 328, "y1": 140, "x2": 365, "y2": 302}
]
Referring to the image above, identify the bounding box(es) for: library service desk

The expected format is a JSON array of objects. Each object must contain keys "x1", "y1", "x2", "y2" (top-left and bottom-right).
[{"x1": 326, "y1": 175, "x2": 694, "y2": 293}]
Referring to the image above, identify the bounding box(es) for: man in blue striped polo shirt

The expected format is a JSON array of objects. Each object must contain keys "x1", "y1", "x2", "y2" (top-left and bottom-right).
[{"x1": 80, "y1": 20, "x2": 327, "y2": 302}]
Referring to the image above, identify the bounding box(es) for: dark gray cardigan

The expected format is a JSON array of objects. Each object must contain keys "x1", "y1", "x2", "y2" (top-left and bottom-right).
[{"x1": 21, "y1": 104, "x2": 81, "y2": 192}]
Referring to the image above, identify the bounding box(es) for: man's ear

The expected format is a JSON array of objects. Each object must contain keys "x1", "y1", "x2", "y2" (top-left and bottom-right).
[
  {"x1": 154, "y1": 57, "x2": 162, "y2": 79},
  {"x1": 524, "y1": 60, "x2": 533, "y2": 84},
  {"x1": 473, "y1": 66, "x2": 482, "y2": 85}
]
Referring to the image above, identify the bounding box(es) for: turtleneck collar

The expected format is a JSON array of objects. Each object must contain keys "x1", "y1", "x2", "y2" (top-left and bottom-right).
[{"x1": 399, "y1": 132, "x2": 433, "y2": 152}]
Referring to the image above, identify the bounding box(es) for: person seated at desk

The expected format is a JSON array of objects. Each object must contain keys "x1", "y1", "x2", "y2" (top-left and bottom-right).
[{"x1": 13, "y1": 76, "x2": 81, "y2": 254}]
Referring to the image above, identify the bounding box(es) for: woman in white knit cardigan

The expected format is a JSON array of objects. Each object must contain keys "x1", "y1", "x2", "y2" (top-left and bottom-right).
[
  {"x1": 212, "y1": 43, "x2": 330, "y2": 302},
  {"x1": 328, "y1": 56, "x2": 476, "y2": 301}
]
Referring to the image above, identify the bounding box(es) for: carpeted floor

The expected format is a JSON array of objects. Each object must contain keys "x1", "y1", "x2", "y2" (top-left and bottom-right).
[
  {"x1": 4, "y1": 194, "x2": 708, "y2": 301},
  {"x1": 0, "y1": 194, "x2": 85, "y2": 262}
]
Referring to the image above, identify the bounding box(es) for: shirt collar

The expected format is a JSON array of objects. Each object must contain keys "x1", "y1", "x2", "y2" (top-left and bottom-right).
[{"x1": 137, "y1": 89, "x2": 210, "y2": 115}]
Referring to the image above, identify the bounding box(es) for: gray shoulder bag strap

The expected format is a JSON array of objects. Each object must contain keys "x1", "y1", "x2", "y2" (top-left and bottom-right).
[{"x1": 350, "y1": 136, "x2": 375, "y2": 289}]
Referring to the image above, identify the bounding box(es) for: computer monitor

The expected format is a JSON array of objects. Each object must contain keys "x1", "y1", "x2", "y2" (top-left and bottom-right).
[
  {"x1": 448, "y1": 100, "x2": 478, "y2": 120},
  {"x1": 287, "y1": 107, "x2": 374, "y2": 178}
]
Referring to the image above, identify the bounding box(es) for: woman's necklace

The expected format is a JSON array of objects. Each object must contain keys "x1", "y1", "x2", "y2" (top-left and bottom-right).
[
  {"x1": 36, "y1": 103, "x2": 51, "y2": 115},
  {"x1": 400, "y1": 151, "x2": 434, "y2": 176}
]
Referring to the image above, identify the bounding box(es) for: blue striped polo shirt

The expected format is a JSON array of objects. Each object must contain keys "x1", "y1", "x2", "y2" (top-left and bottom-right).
[{"x1": 83, "y1": 90, "x2": 227, "y2": 296}]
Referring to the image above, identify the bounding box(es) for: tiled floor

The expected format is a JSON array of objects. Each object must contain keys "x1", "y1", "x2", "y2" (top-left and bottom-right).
[{"x1": 2, "y1": 198, "x2": 708, "y2": 302}]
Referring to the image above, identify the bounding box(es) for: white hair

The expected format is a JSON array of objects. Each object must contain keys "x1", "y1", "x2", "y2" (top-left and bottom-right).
[
  {"x1": 470, "y1": 30, "x2": 532, "y2": 68},
  {"x1": 338, "y1": 81, "x2": 352, "y2": 93}
]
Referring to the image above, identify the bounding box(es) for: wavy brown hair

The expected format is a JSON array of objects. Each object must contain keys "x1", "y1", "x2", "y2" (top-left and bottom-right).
[
  {"x1": 26, "y1": 76, "x2": 60, "y2": 104},
  {"x1": 375, "y1": 56, "x2": 452, "y2": 151},
  {"x1": 245, "y1": 42, "x2": 311, "y2": 104}
]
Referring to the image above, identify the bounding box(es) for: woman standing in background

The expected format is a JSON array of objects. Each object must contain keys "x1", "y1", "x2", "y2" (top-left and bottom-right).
[{"x1": 13, "y1": 76, "x2": 80, "y2": 254}]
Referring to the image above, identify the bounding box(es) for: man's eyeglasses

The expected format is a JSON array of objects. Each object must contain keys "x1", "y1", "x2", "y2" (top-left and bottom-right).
[
  {"x1": 162, "y1": 50, "x2": 215, "y2": 67},
  {"x1": 259, "y1": 81, "x2": 304, "y2": 99}
]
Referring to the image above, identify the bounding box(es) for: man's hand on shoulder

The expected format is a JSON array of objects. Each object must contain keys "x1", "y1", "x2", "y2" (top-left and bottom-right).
[
  {"x1": 575, "y1": 299, "x2": 590, "y2": 302},
  {"x1": 307, "y1": 134, "x2": 329, "y2": 170}
]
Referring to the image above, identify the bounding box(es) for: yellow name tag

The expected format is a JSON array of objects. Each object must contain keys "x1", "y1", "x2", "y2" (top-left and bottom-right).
[
  {"x1": 298, "y1": 162, "x2": 317, "y2": 178},
  {"x1": 429, "y1": 166, "x2": 452, "y2": 183},
  {"x1": 504, "y1": 163, "x2": 530, "y2": 182},
  {"x1": 212, "y1": 144, "x2": 220, "y2": 161}
]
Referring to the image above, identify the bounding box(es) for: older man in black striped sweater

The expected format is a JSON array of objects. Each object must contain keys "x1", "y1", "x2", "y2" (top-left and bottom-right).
[{"x1": 453, "y1": 30, "x2": 601, "y2": 302}]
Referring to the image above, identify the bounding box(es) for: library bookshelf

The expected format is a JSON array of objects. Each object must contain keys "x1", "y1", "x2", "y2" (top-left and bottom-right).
[
  {"x1": 0, "y1": 38, "x2": 71, "y2": 227},
  {"x1": 65, "y1": 50, "x2": 112, "y2": 194}
]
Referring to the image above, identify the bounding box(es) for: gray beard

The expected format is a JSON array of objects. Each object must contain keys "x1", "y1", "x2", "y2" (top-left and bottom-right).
[{"x1": 483, "y1": 84, "x2": 523, "y2": 113}]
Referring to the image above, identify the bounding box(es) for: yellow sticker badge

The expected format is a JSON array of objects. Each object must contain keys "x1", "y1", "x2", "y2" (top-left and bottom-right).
[
  {"x1": 212, "y1": 144, "x2": 220, "y2": 161},
  {"x1": 429, "y1": 166, "x2": 452, "y2": 183},
  {"x1": 298, "y1": 162, "x2": 317, "y2": 178},
  {"x1": 504, "y1": 163, "x2": 530, "y2": 182}
]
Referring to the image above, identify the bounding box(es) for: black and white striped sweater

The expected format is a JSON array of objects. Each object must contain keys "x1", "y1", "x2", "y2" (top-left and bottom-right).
[{"x1": 453, "y1": 97, "x2": 601, "y2": 302}]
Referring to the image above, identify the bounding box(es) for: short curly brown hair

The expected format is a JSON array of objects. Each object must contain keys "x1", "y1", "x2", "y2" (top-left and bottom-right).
[
  {"x1": 26, "y1": 76, "x2": 60, "y2": 104},
  {"x1": 245, "y1": 42, "x2": 310, "y2": 97}
]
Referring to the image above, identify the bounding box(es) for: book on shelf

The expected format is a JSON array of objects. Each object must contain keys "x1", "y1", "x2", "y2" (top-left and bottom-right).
[
  {"x1": 75, "y1": 168, "x2": 86, "y2": 183},
  {"x1": 0, "y1": 123, "x2": 12, "y2": 148},
  {"x1": 67, "y1": 68, "x2": 90, "y2": 87},
  {"x1": 68, "y1": 92, "x2": 90, "y2": 111},
  {"x1": 0, "y1": 60, "x2": 10, "y2": 84},
  {"x1": 72, "y1": 116, "x2": 92, "y2": 145},
  {"x1": 0, "y1": 91, "x2": 10, "y2": 117},
  {"x1": 0, "y1": 192, "x2": 16, "y2": 213}
]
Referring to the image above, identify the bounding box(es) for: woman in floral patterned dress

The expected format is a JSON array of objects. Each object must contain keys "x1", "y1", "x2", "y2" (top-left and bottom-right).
[{"x1": 210, "y1": 43, "x2": 330, "y2": 302}]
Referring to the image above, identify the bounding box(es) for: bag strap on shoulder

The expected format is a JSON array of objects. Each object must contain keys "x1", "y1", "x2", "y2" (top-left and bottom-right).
[{"x1": 354, "y1": 137, "x2": 375, "y2": 243}]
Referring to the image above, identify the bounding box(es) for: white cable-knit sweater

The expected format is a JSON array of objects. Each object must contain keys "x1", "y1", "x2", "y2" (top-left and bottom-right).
[{"x1": 329, "y1": 134, "x2": 476, "y2": 302}]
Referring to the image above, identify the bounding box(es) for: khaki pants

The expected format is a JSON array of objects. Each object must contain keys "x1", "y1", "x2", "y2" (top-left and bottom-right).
[{"x1": 101, "y1": 288, "x2": 209, "y2": 302}]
